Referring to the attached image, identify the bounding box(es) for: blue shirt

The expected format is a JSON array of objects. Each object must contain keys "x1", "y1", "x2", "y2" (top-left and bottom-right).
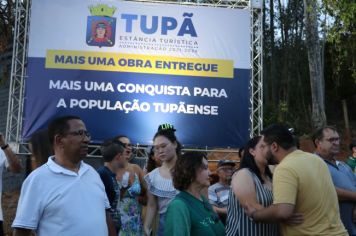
[
  {"x1": 324, "y1": 159, "x2": 356, "y2": 236},
  {"x1": 97, "y1": 166, "x2": 121, "y2": 228}
]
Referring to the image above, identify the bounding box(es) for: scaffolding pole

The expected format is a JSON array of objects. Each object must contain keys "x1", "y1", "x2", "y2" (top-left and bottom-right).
[
  {"x1": 6, "y1": 0, "x2": 30, "y2": 153},
  {"x1": 249, "y1": 0, "x2": 263, "y2": 137}
]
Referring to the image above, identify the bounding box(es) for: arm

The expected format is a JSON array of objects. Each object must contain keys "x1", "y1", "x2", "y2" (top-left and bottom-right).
[
  {"x1": 135, "y1": 164, "x2": 146, "y2": 189},
  {"x1": 244, "y1": 165, "x2": 300, "y2": 223},
  {"x1": 12, "y1": 228, "x2": 32, "y2": 236},
  {"x1": 106, "y1": 210, "x2": 117, "y2": 236},
  {"x1": 134, "y1": 164, "x2": 147, "y2": 205},
  {"x1": 335, "y1": 187, "x2": 356, "y2": 201},
  {"x1": 245, "y1": 203, "x2": 295, "y2": 222},
  {"x1": 212, "y1": 206, "x2": 227, "y2": 216},
  {"x1": 231, "y1": 169, "x2": 264, "y2": 210},
  {"x1": 0, "y1": 133, "x2": 22, "y2": 173},
  {"x1": 143, "y1": 191, "x2": 157, "y2": 236}
]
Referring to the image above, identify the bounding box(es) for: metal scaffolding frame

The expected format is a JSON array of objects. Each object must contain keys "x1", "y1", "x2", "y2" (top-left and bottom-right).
[
  {"x1": 6, "y1": 0, "x2": 30, "y2": 154},
  {"x1": 250, "y1": 2, "x2": 263, "y2": 137},
  {"x1": 6, "y1": 0, "x2": 263, "y2": 157}
]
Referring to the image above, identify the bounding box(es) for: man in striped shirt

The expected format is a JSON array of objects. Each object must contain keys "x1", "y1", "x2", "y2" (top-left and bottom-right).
[{"x1": 208, "y1": 160, "x2": 235, "y2": 224}]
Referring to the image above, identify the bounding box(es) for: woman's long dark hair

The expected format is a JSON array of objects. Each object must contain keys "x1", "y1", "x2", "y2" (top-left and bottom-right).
[{"x1": 239, "y1": 136, "x2": 272, "y2": 184}]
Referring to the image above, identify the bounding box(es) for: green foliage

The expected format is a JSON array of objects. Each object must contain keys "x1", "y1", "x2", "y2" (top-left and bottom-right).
[
  {"x1": 263, "y1": 0, "x2": 313, "y2": 132},
  {"x1": 323, "y1": 0, "x2": 356, "y2": 93},
  {"x1": 263, "y1": 0, "x2": 355, "y2": 134},
  {"x1": 0, "y1": 0, "x2": 14, "y2": 52}
]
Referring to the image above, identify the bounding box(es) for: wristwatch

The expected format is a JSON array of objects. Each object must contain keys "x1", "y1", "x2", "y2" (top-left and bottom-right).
[{"x1": 1, "y1": 144, "x2": 9, "y2": 150}]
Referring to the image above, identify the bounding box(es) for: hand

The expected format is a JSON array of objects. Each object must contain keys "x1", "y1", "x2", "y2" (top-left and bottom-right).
[
  {"x1": 285, "y1": 212, "x2": 304, "y2": 225},
  {"x1": 0, "y1": 132, "x2": 5, "y2": 147},
  {"x1": 143, "y1": 227, "x2": 151, "y2": 236},
  {"x1": 243, "y1": 202, "x2": 257, "y2": 218}
]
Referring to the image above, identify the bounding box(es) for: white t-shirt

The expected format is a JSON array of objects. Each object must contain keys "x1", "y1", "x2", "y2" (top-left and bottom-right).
[
  {"x1": 12, "y1": 157, "x2": 110, "y2": 236},
  {"x1": 0, "y1": 149, "x2": 9, "y2": 221}
]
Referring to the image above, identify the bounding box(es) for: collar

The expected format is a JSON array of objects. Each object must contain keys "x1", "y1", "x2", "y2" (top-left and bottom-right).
[
  {"x1": 46, "y1": 156, "x2": 89, "y2": 176},
  {"x1": 314, "y1": 152, "x2": 339, "y2": 170},
  {"x1": 103, "y1": 166, "x2": 116, "y2": 178},
  {"x1": 181, "y1": 190, "x2": 206, "y2": 204},
  {"x1": 282, "y1": 149, "x2": 302, "y2": 162}
]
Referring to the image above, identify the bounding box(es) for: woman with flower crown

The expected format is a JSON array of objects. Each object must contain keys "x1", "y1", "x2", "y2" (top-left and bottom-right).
[{"x1": 143, "y1": 124, "x2": 180, "y2": 236}]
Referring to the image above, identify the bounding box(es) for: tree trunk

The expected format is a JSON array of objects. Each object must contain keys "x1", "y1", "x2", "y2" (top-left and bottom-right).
[
  {"x1": 342, "y1": 99, "x2": 351, "y2": 141},
  {"x1": 303, "y1": 0, "x2": 326, "y2": 129}
]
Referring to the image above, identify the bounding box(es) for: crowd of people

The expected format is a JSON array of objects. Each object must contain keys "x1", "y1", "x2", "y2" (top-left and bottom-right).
[{"x1": 0, "y1": 115, "x2": 355, "y2": 235}]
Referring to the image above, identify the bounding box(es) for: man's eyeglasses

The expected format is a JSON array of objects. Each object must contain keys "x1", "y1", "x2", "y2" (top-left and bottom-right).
[
  {"x1": 324, "y1": 137, "x2": 340, "y2": 143},
  {"x1": 66, "y1": 130, "x2": 91, "y2": 139}
]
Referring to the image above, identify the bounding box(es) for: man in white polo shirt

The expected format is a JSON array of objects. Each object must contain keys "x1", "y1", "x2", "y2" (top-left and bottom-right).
[
  {"x1": 12, "y1": 116, "x2": 116, "y2": 236},
  {"x1": 0, "y1": 132, "x2": 22, "y2": 236}
]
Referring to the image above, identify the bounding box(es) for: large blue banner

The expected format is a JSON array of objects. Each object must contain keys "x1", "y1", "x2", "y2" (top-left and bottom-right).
[{"x1": 23, "y1": 0, "x2": 251, "y2": 147}]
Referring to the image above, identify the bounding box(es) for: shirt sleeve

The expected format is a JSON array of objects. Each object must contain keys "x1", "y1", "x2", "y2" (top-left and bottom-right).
[
  {"x1": 97, "y1": 173, "x2": 111, "y2": 210},
  {"x1": 273, "y1": 165, "x2": 298, "y2": 205},
  {"x1": 12, "y1": 174, "x2": 43, "y2": 230},
  {"x1": 0, "y1": 150, "x2": 9, "y2": 170},
  {"x1": 164, "y1": 199, "x2": 191, "y2": 236}
]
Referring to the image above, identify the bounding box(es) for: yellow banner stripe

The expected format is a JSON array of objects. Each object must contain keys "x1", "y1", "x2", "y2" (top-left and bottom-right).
[{"x1": 45, "y1": 50, "x2": 233, "y2": 78}]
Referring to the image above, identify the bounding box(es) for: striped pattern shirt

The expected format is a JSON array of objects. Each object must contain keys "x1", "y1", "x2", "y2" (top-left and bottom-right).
[
  {"x1": 226, "y1": 169, "x2": 279, "y2": 236},
  {"x1": 144, "y1": 167, "x2": 179, "y2": 214}
]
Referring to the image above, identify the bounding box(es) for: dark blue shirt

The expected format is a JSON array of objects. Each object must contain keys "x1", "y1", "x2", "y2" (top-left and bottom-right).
[{"x1": 97, "y1": 166, "x2": 120, "y2": 228}]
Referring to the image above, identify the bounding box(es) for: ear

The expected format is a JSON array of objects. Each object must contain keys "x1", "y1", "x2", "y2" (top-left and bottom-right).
[
  {"x1": 54, "y1": 134, "x2": 64, "y2": 147},
  {"x1": 314, "y1": 139, "x2": 320, "y2": 147},
  {"x1": 115, "y1": 153, "x2": 123, "y2": 160},
  {"x1": 173, "y1": 141, "x2": 178, "y2": 149},
  {"x1": 249, "y1": 147, "x2": 255, "y2": 157},
  {"x1": 270, "y1": 142, "x2": 278, "y2": 153}
]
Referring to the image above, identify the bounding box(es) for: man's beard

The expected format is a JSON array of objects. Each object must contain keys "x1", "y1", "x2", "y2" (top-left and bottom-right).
[{"x1": 266, "y1": 150, "x2": 278, "y2": 165}]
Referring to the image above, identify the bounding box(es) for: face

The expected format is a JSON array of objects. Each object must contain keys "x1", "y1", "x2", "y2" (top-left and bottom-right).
[
  {"x1": 193, "y1": 158, "x2": 210, "y2": 188},
  {"x1": 96, "y1": 27, "x2": 106, "y2": 38},
  {"x1": 316, "y1": 128, "x2": 340, "y2": 157},
  {"x1": 59, "y1": 119, "x2": 90, "y2": 163},
  {"x1": 250, "y1": 138, "x2": 269, "y2": 166},
  {"x1": 118, "y1": 137, "x2": 132, "y2": 161},
  {"x1": 153, "y1": 135, "x2": 177, "y2": 162},
  {"x1": 217, "y1": 165, "x2": 234, "y2": 182},
  {"x1": 262, "y1": 135, "x2": 279, "y2": 165}
]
